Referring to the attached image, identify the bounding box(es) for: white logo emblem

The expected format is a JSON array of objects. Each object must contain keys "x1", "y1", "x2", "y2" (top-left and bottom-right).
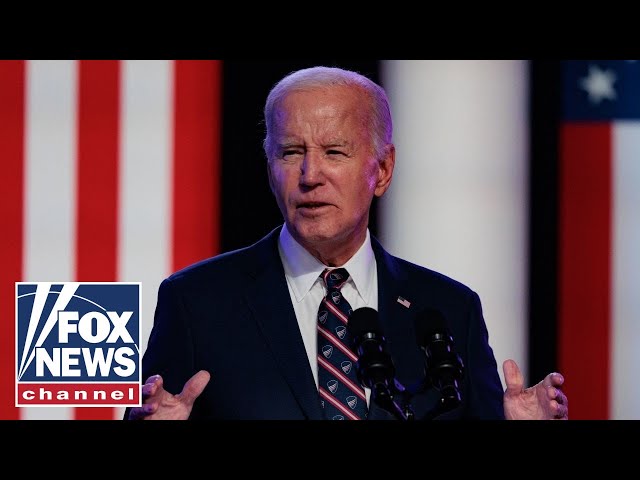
[
  {"x1": 15, "y1": 282, "x2": 142, "y2": 408},
  {"x1": 341, "y1": 361, "x2": 352, "y2": 374},
  {"x1": 332, "y1": 415, "x2": 345, "y2": 420},
  {"x1": 346, "y1": 396, "x2": 357, "y2": 409},
  {"x1": 322, "y1": 345, "x2": 333, "y2": 358},
  {"x1": 327, "y1": 380, "x2": 338, "y2": 393},
  {"x1": 331, "y1": 291, "x2": 341, "y2": 304},
  {"x1": 330, "y1": 272, "x2": 343, "y2": 281},
  {"x1": 318, "y1": 311, "x2": 328, "y2": 324},
  {"x1": 335, "y1": 326, "x2": 346, "y2": 339}
]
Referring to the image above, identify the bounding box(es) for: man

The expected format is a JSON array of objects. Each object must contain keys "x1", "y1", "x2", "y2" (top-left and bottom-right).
[{"x1": 127, "y1": 66, "x2": 568, "y2": 420}]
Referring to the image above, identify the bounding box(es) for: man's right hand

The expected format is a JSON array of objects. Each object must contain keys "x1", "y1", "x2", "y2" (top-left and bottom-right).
[{"x1": 128, "y1": 370, "x2": 211, "y2": 420}]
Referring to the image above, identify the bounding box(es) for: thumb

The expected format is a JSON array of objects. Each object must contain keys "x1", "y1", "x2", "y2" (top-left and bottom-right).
[
  {"x1": 502, "y1": 359, "x2": 524, "y2": 395},
  {"x1": 178, "y1": 370, "x2": 211, "y2": 406}
]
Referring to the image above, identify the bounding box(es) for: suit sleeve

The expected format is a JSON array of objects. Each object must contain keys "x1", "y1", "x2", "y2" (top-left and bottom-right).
[
  {"x1": 140, "y1": 277, "x2": 197, "y2": 396},
  {"x1": 463, "y1": 290, "x2": 505, "y2": 419}
]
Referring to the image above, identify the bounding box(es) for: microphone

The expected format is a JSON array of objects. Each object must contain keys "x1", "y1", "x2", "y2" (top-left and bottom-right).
[
  {"x1": 348, "y1": 307, "x2": 395, "y2": 395},
  {"x1": 348, "y1": 307, "x2": 413, "y2": 420},
  {"x1": 414, "y1": 309, "x2": 464, "y2": 413}
]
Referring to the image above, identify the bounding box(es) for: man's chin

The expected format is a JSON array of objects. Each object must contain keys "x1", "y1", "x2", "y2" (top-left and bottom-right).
[{"x1": 289, "y1": 223, "x2": 337, "y2": 247}]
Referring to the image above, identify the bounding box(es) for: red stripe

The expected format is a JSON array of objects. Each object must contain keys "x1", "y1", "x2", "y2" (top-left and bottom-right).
[
  {"x1": 319, "y1": 388, "x2": 360, "y2": 420},
  {"x1": 323, "y1": 297, "x2": 349, "y2": 324},
  {"x1": 0, "y1": 60, "x2": 25, "y2": 419},
  {"x1": 172, "y1": 60, "x2": 222, "y2": 271},
  {"x1": 74, "y1": 60, "x2": 121, "y2": 420},
  {"x1": 318, "y1": 326, "x2": 358, "y2": 362},
  {"x1": 558, "y1": 123, "x2": 611, "y2": 419},
  {"x1": 317, "y1": 356, "x2": 366, "y2": 399}
]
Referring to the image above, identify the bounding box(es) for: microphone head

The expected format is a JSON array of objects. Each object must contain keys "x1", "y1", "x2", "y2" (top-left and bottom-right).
[
  {"x1": 414, "y1": 308, "x2": 450, "y2": 346},
  {"x1": 347, "y1": 307, "x2": 382, "y2": 338},
  {"x1": 414, "y1": 308, "x2": 464, "y2": 406},
  {"x1": 347, "y1": 307, "x2": 396, "y2": 398}
]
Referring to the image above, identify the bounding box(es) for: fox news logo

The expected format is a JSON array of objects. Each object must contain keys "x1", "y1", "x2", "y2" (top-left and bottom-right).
[{"x1": 16, "y1": 282, "x2": 141, "y2": 407}]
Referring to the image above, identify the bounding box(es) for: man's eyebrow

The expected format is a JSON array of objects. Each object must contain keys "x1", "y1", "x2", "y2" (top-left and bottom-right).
[
  {"x1": 276, "y1": 140, "x2": 352, "y2": 149},
  {"x1": 278, "y1": 141, "x2": 304, "y2": 149}
]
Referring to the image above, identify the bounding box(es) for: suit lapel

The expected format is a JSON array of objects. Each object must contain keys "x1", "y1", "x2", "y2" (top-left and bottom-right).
[
  {"x1": 242, "y1": 228, "x2": 324, "y2": 420},
  {"x1": 367, "y1": 236, "x2": 428, "y2": 420}
]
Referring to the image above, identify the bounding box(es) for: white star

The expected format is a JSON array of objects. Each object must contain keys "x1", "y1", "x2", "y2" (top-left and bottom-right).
[{"x1": 580, "y1": 64, "x2": 617, "y2": 104}]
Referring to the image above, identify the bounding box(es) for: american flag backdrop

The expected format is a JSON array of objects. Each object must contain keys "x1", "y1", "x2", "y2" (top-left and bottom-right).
[
  {"x1": 559, "y1": 60, "x2": 640, "y2": 419},
  {"x1": 2, "y1": 59, "x2": 638, "y2": 420},
  {"x1": 0, "y1": 60, "x2": 221, "y2": 420}
]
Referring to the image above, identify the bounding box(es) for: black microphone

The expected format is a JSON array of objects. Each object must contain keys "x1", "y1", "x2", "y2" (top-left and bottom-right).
[
  {"x1": 348, "y1": 307, "x2": 395, "y2": 394},
  {"x1": 348, "y1": 307, "x2": 412, "y2": 420},
  {"x1": 414, "y1": 309, "x2": 464, "y2": 413}
]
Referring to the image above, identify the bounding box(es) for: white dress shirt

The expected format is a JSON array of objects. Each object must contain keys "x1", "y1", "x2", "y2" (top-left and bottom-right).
[{"x1": 277, "y1": 223, "x2": 378, "y2": 407}]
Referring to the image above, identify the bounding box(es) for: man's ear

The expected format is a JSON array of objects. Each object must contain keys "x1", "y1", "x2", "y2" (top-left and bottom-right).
[{"x1": 374, "y1": 144, "x2": 395, "y2": 197}]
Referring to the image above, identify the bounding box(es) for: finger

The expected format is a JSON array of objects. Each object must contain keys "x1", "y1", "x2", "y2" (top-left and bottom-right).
[
  {"x1": 556, "y1": 389, "x2": 568, "y2": 407},
  {"x1": 553, "y1": 402, "x2": 568, "y2": 420},
  {"x1": 141, "y1": 381, "x2": 159, "y2": 399},
  {"x1": 543, "y1": 371, "x2": 564, "y2": 388},
  {"x1": 551, "y1": 372, "x2": 564, "y2": 386},
  {"x1": 141, "y1": 375, "x2": 164, "y2": 400},
  {"x1": 144, "y1": 374, "x2": 163, "y2": 387},
  {"x1": 178, "y1": 370, "x2": 211, "y2": 406},
  {"x1": 128, "y1": 402, "x2": 157, "y2": 420},
  {"x1": 502, "y1": 359, "x2": 524, "y2": 394},
  {"x1": 546, "y1": 386, "x2": 567, "y2": 406}
]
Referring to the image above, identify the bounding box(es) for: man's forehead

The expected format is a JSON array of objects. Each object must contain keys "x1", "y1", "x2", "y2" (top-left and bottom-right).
[{"x1": 277, "y1": 86, "x2": 365, "y2": 114}]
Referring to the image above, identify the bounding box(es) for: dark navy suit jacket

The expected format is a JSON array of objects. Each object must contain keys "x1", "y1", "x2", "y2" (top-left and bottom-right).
[{"x1": 136, "y1": 226, "x2": 505, "y2": 420}]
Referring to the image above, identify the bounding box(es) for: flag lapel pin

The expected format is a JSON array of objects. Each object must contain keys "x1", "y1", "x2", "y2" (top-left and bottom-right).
[{"x1": 397, "y1": 296, "x2": 411, "y2": 308}]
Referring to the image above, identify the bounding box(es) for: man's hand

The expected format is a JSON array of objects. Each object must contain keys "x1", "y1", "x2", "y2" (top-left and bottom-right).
[
  {"x1": 128, "y1": 370, "x2": 211, "y2": 420},
  {"x1": 502, "y1": 359, "x2": 568, "y2": 420}
]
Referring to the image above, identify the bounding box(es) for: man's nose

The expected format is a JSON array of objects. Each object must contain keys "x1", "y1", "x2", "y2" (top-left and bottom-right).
[{"x1": 299, "y1": 151, "x2": 324, "y2": 187}]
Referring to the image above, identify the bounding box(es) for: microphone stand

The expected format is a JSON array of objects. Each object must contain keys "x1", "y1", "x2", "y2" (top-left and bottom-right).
[
  {"x1": 420, "y1": 397, "x2": 457, "y2": 421},
  {"x1": 371, "y1": 379, "x2": 415, "y2": 421},
  {"x1": 405, "y1": 376, "x2": 462, "y2": 421}
]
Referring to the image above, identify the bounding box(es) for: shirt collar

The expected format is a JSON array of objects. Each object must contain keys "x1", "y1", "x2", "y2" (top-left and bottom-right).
[{"x1": 278, "y1": 223, "x2": 376, "y2": 304}]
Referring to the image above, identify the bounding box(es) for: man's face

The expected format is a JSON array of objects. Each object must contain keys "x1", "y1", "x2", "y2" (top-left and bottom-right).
[{"x1": 267, "y1": 85, "x2": 394, "y2": 263}]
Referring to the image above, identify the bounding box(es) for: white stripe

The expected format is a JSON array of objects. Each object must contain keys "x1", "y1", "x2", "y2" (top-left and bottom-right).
[
  {"x1": 117, "y1": 60, "x2": 174, "y2": 419},
  {"x1": 19, "y1": 283, "x2": 79, "y2": 379},
  {"x1": 17, "y1": 283, "x2": 52, "y2": 378},
  {"x1": 379, "y1": 60, "x2": 529, "y2": 388},
  {"x1": 611, "y1": 123, "x2": 640, "y2": 419},
  {"x1": 22, "y1": 60, "x2": 77, "y2": 420}
]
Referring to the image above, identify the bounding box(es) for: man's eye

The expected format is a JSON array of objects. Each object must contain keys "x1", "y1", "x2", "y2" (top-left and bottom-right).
[
  {"x1": 283, "y1": 150, "x2": 302, "y2": 158},
  {"x1": 327, "y1": 150, "x2": 346, "y2": 156}
]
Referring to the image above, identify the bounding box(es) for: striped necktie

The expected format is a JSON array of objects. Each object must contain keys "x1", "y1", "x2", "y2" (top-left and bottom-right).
[{"x1": 316, "y1": 268, "x2": 368, "y2": 420}]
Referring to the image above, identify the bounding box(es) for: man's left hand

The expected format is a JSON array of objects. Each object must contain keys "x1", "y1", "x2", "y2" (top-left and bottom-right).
[{"x1": 502, "y1": 359, "x2": 568, "y2": 420}]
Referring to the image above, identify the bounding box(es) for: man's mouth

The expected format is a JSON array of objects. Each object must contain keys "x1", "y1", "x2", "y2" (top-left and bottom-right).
[{"x1": 297, "y1": 202, "x2": 331, "y2": 210}]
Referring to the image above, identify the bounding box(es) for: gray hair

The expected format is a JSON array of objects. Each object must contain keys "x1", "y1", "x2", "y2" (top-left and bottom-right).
[{"x1": 263, "y1": 66, "x2": 393, "y2": 161}]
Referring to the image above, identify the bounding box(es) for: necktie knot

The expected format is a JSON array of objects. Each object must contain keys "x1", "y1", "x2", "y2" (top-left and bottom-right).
[{"x1": 322, "y1": 267, "x2": 349, "y2": 291}]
